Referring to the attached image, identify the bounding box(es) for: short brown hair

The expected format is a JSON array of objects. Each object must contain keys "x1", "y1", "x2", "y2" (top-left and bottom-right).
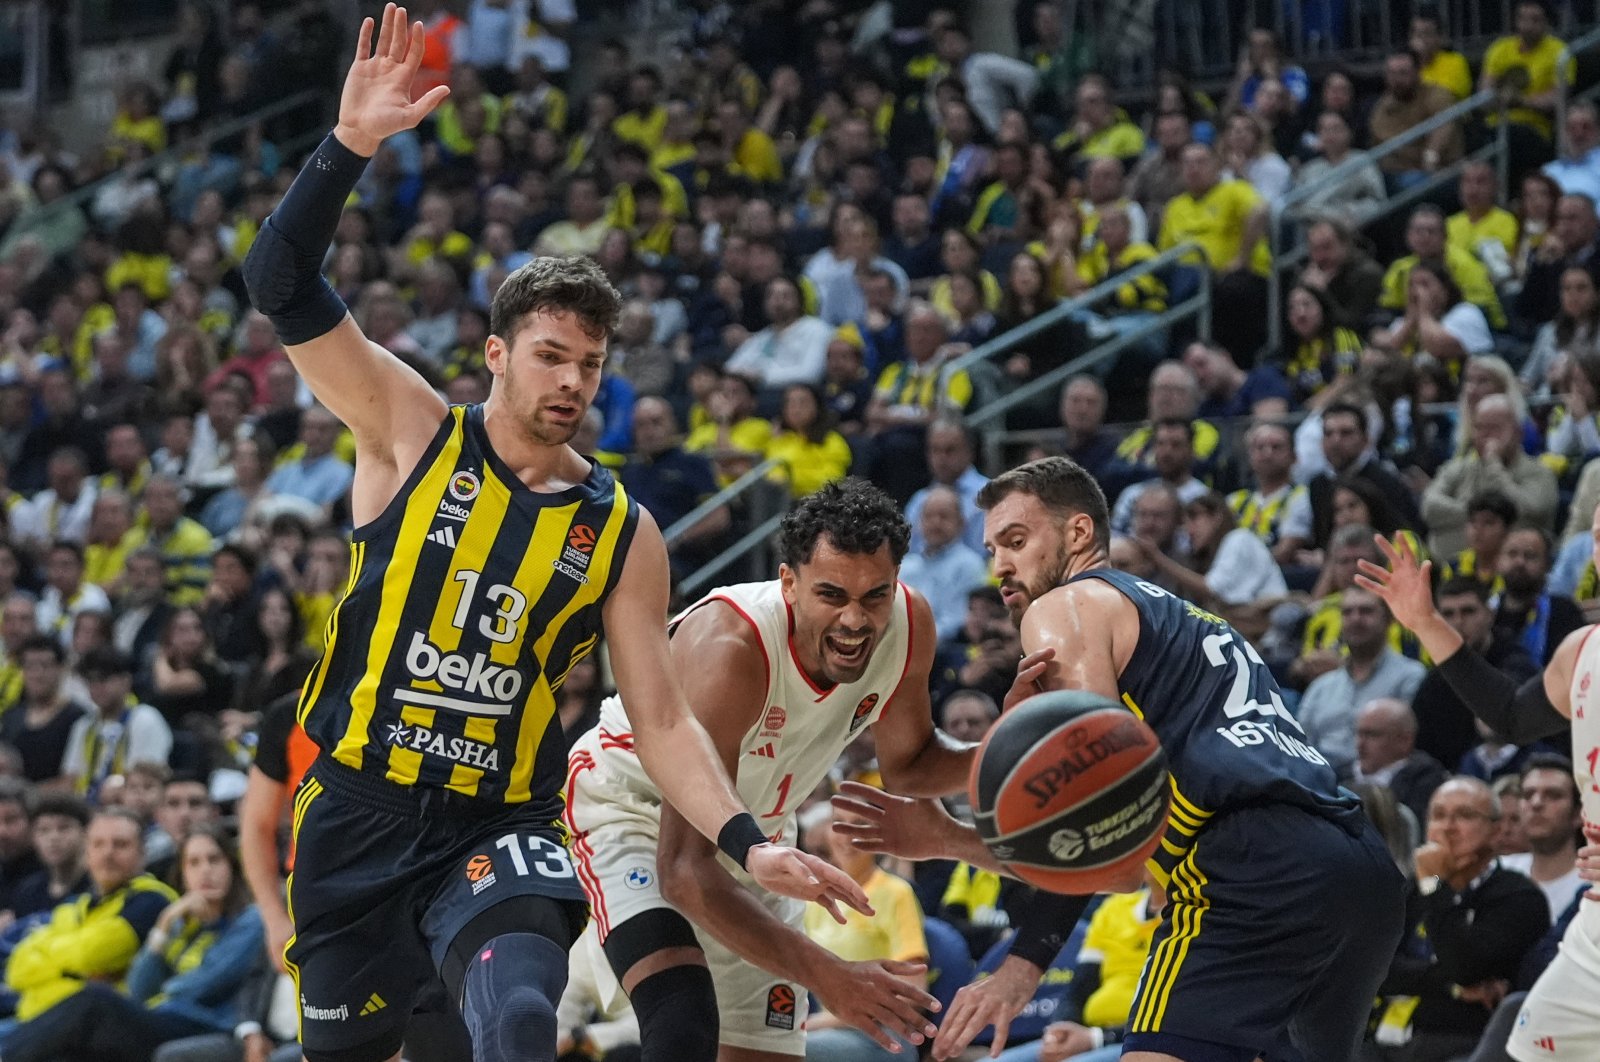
[
  {"x1": 976, "y1": 457, "x2": 1111, "y2": 552},
  {"x1": 489, "y1": 256, "x2": 622, "y2": 342}
]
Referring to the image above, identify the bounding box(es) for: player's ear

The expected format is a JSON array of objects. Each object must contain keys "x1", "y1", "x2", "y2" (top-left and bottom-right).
[
  {"x1": 778, "y1": 563, "x2": 797, "y2": 602},
  {"x1": 484, "y1": 333, "x2": 510, "y2": 376}
]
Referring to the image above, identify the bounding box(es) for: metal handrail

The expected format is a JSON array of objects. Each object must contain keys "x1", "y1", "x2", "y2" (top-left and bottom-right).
[
  {"x1": 942, "y1": 241, "x2": 1205, "y2": 380},
  {"x1": 1265, "y1": 85, "x2": 1511, "y2": 352},
  {"x1": 660, "y1": 456, "x2": 786, "y2": 549},
  {"x1": 48, "y1": 88, "x2": 324, "y2": 219},
  {"x1": 965, "y1": 277, "x2": 1214, "y2": 472},
  {"x1": 678, "y1": 512, "x2": 787, "y2": 600}
]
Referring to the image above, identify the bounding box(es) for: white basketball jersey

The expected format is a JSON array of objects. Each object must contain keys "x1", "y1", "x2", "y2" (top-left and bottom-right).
[
  {"x1": 590, "y1": 580, "x2": 914, "y2": 845},
  {"x1": 1563, "y1": 624, "x2": 1600, "y2": 974}
]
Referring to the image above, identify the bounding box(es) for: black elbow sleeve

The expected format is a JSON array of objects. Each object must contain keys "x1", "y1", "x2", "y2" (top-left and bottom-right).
[{"x1": 241, "y1": 220, "x2": 349, "y2": 347}]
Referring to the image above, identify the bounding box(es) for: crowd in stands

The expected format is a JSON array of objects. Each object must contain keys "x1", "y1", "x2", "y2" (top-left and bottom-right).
[{"x1": 0, "y1": 0, "x2": 1598, "y2": 1058}]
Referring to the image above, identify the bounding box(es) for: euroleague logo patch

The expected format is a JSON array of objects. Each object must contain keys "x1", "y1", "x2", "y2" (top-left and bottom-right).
[
  {"x1": 449, "y1": 470, "x2": 481, "y2": 502},
  {"x1": 567, "y1": 524, "x2": 598, "y2": 554},
  {"x1": 555, "y1": 524, "x2": 598, "y2": 585},
  {"x1": 765, "y1": 984, "x2": 797, "y2": 1030},
  {"x1": 465, "y1": 853, "x2": 497, "y2": 895},
  {"x1": 849, "y1": 693, "x2": 879, "y2": 732}
]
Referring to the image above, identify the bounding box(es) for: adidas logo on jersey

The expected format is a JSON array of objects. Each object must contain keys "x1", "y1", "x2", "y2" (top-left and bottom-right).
[
  {"x1": 426, "y1": 526, "x2": 458, "y2": 548},
  {"x1": 359, "y1": 993, "x2": 387, "y2": 1016},
  {"x1": 749, "y1": 742, "x2": 776, "y2": 758}
]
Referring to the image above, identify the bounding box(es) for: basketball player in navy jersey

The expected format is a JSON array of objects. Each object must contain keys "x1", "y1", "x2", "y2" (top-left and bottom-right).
[
  {"x1": 239, "y1": 8, "x2": 868, "y2": 1062},
  {"x1": 835, "y1": 457, "x2": 1404, "y2": 1062}
]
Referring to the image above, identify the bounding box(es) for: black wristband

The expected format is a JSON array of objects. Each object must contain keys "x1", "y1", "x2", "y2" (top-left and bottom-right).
[
  {"x1": 1008, "y1": 887, "x2": 1091, "y2": 970},
  {"x1": 717, "y1": 812, "x2": 769, "y2": 870}
]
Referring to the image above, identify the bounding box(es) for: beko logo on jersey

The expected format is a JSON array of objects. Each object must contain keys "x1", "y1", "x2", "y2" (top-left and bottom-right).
[
  {"x1": 437, "y1": 500, "x2": 472, "y2": 521},
  {"x1": 386, "y1": 722, "x2": 502, "y2": 771},
  {"x1": 398, "y1": 633, "x2": 522, "y2": 715}
]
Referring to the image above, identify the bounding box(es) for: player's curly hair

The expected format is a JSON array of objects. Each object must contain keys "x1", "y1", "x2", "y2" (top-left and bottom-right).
[
  {"x1": 778, "y1": 478, "x2": 910, "y2": 568},
  {"x1": 490, "y1": 255, "x2": 622, "y2": 341}
]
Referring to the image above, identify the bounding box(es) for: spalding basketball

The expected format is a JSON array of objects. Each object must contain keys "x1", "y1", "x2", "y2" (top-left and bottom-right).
[{"x1": 970, "y1": 690, "x2": 1170, "y2": 894}]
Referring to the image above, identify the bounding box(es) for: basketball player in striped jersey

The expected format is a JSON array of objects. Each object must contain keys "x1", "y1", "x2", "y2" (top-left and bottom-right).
[
  {"x1": 835, "y1": 457, "x2": 1403, "y2": 1061},
  {"x1": 566, "y1": 480, "x2": 1029, "y2": 1062},
  {"x1": 239, "y1": 9, "x2": 868, "y2": 1062},
  {"x1": 1358, "y1": 505, "x2": 1600, "y2": 1062}
]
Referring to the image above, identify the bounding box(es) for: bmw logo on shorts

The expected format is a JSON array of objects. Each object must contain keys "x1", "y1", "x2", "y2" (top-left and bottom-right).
[{"x1": 624, "y1": 866, "x2": 654, "y2": 890}]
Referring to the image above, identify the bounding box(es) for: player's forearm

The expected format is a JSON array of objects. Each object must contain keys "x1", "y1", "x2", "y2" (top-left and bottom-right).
[
  {"x1": 1407, "y1": 611, "x2": 1466, "y2": 666},
  {"x1": 634, "y1": 715, "x2": 753, "y2": 848},
  {"x1": 241, "y1": 132, "x2": 367, "y2": 348},
  {"x1": 880, "y1": 735, "x2": 974, "y2": 798},
  {"x1": 660, "y1": 857, "x2": 838, "y2": 986},
  {"x1": 936, "y1": 816, "x2": 1006, "y2": 873}
]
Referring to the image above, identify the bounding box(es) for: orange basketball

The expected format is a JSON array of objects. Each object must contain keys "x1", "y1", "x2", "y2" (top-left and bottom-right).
[{"x1": 970, "y1": 690, "x2": 1170, "y2": 894}]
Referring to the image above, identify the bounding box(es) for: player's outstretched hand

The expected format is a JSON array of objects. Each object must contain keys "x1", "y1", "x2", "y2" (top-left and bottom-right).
[
  {"x1": 932, "y1": 954, "x2": 1041, "y2": 1059},
  {"x1": 1353, "y1": 534, "x2": 1435, "y2": 631},
  {"x1": 814, "y1": 958, "x2": 940, "y2": 1052},
  {"x1": 335, "y1": 4, "x2": 451, "y2": 157},
  {"x1": 1003, "y1": 647, "x2": 1056, "y2": 713},
  {"x1": 746, "y1": 843, "x2": 874, "y2": 923},
  {"x1": 832, "y1": 780, "x2": 958, "y2": 862}
]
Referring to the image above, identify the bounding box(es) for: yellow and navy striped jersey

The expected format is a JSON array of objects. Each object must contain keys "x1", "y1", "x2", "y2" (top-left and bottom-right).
[
  {"x1": 1226, "y1": 485, "x2": 1305, "y2": 548},
  {"x1": 1072, "y1": 569, "x2": 1356, "y2": 890},
  {"x1": 298, "y1": 405, "x2": 639, "y2": 805}
]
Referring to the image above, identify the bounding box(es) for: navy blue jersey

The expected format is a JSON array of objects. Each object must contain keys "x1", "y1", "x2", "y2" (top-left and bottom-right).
[{"x1": 1068, "y1": 569, "x2": 1359, "y2": 888}]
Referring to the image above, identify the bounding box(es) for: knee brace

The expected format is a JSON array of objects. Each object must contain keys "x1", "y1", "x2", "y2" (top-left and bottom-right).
[
  {"x1": 461, "y1": 932, "x2": 566, "y2": 1062},
  {"x1": 629, "y1": 964, "x2": 720, "y2": 1062}
]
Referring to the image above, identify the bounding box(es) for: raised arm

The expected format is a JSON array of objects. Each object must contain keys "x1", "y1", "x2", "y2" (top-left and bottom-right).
[
  {"x1": 656, "y1": 603, "x2": 939, "y2": 1051},
  {"x1": 871, "y1": 589, "x2": 975, "y2": 798},
  {"x1": 602, "y1": 508, "x2": 870, "y2": 918},
  {"x1": 242, "y1": 6, "x2": 449, "y2": 517}
]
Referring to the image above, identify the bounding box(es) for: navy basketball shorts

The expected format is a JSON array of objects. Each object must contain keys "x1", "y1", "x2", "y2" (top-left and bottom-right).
[
  {"x1": 286, "y1": 756, "x2": 588, "y2": 1059},
  {"x1": 1125, "y1": 802, "x2": 1406, "y2": 1062}
]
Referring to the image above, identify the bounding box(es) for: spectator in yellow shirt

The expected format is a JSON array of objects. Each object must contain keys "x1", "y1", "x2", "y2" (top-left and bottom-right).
[
  {"x1": 1158, "y1": 144, "x2": 1272, "y2": 360},
  {"x1": 1411, "y1": 13, "x2": 1474, "y2": 100},
  {"x1": 684, "y1": 371, "x2": 774, "y2": 485},
  {"x1": 5, "y1": 809, "x2": 175, "y2": 1022},
  {"x1": 122, "y1": 477, "x2": 213, "y2": 608},
  {"x1": 84, "y1": 491, "x2": 136, "y2": 592},
  {"x1": 1482, "y1": 1, "x2": 1574, "y2": 143},
  {"x1": 612, "y1": 67, "x2": 668, "y2": 151},
  {"x1": 802, "y1": 808, "x2": 930, "y2": 1060},
  {"x1": 1379, "y1": 204, "x2": 1508, "y2": 328},
  {"x1": 767, "y1": 384, "x2": 853, "y2": 497},
  {"x1": 1052, "y1": 75, "x2": 1148, "y2": 167},
  {"x1": 1448, "y1": 160, "x2": 1520, "y2": 278},
  {"x1": 107, "y1": 84, "x2": 166, "y2": 165},
  {"x1": 717, "y1": 100, "x2": 783, "y2": 185},
  {"x1": 1159, "y1": 144, "x2": 1271, "y2": 277}
]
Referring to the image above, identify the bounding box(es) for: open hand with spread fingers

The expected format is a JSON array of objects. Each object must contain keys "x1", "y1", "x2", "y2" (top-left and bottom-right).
[
  {"x1": 335, "y1": 3, "x2": 452, "y2": 157},
  {"x1": 1352, "y1": 533, "x2": 1436, "y2": 631},
  {"x1": 746, "y1": 842, "x2": 875, "y2": 923}
]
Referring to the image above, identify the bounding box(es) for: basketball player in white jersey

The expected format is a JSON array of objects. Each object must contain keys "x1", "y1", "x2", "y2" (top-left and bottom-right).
[
  {"x1": 1357, "y1": 506, "x2": 1600, "y2": 1061},
  {"x1": 566, "y1": 479, "x2": 1037, "y2": 1062}
]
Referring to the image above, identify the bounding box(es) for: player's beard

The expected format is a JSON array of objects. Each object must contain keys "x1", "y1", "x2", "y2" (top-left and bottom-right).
[
  {"x1": 505, "y1": 369, "x2": 585, "y2": 446},
  {"x1": 1004, "y1": 537, "x2": 1072, "y2": 624}
]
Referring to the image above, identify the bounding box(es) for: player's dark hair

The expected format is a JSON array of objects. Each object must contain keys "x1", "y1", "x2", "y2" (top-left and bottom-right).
[
  {"x1": 1466, "y1": 490, "x2": 1518, "y2": 526},
  {"x1": 1437, "y1": 576, "x2": 1491, "y2": 603},
  {"x1": 489, "y1": 255, "x2": 622, "y2": 342},
  {"x1": 778, "y1": 478, "x2": 910, "y2": 567},
  {"x1": 976, "y1": 456, "x2": 1111, "y2": 553}
]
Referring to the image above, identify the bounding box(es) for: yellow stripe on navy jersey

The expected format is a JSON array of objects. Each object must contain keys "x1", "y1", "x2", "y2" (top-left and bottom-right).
[{"x1": 298, "y1": 405, "x2": 639, "y2": 804}]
